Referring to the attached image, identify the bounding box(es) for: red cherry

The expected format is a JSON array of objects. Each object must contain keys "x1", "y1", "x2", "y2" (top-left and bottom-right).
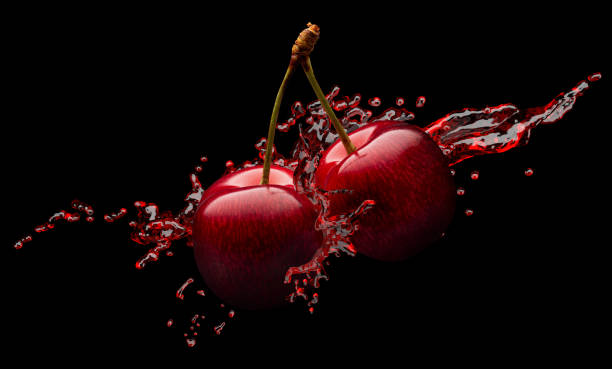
[
  {"x1": 192, "y1": 165, "x2": 321, "y2": 309},
  {"x1": 315, "y1": 121, "x2": 455, "y2": 261}
]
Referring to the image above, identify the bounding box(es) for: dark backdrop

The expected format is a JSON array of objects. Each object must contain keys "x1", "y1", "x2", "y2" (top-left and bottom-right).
[{"x1": 4, "y1": 4, "x2": 608, "y2": 362}]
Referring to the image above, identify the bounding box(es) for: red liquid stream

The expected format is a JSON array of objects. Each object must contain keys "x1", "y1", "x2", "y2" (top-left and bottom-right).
[
  {"x1": 423, "y1": 73, "x2": 601, "y2": 166},
  {"x1": 13, "y1": 199, "x2": 94, "y2": 249}
]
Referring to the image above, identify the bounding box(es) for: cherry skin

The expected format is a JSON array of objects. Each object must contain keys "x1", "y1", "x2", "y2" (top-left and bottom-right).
[
  {"x1": 203, "y1": 164, "x2": 294, "y2": 200},
  {"x1": 192, "y1": 165, "x2": 321, "y2": 310},
  {"x1": 315, "y1": 121, "x2": 456, "y2": 262}
]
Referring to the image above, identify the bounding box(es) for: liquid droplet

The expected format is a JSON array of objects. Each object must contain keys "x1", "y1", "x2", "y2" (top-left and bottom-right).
[
  {"x1": 71, "y1": 199, "x2": 94, "y2": 216},
  {"x1": 395, "y1": 97, "x2": 405, "y2": 106},
  {"x1": 368, "y1": 97, "x2": 381, "y2": 107},
  {"x1": 167, "y1": 319, "x2": 174, "y2": 328},
  {"x1": 176, "y1": 278, "x2": 194, "y2": 300},
  {"x1": 214, "y1": 322, "x2": 226, "y2": 335},
  {"x1": 13, "y1": 234, "x2": 33, "y2": 250},
  {"x1": 465, "y1": 209, "x2": 474, "y2": 216},
  {"x1": 524, "y1": 168, "x2": 534, "y2": 176},
  {"x1": 228, "y1": 310, "x2": 235, "y2": 319},
  {"x1": 456, "y1": 187, "x2": 465, "y2": 196},
  {"x1": 416, "y1": 96, "x2": 426, "y2": 108},
  {"x1": 470, "y1": 171, "x2": 480, "y2": 180},
  {"x1": 104, "y1": 208, "x2": 127, "y2": 223},
  {"x1": 588, "y1": 72, "x2": 601, "y2": 82}
]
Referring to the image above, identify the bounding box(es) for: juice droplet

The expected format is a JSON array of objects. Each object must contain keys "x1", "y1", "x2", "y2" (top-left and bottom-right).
[
  {"x1": 371, "y1": 107, "x2": 415, "y2": 122},
  {"x1": 214, "y1": 322, "x2": 226, "y2": 335},
  {"x1": 176, "y1": 278, "x2": 194, "y2": 300},
  {"x1": 103, "y1": 208, "x2": 127, "y2": 223},
  {"x1": 200, "y1": 156, "x2": 208, "y2": 163},
  {"x1": 450, "y1": 169, "x2": 456, "y2": 176},
  {"x1": 167, "y1": 319, "x2": 174, "y2": 328},
  {"x1": 194, "y1": 166, "x2": 203, "y2": 173},
  {"x1": 465, "y1": 209, "x2": 474, "y2": 216},
  {"x1": 588, "y1": 72, "x2": 601, "y2": 82},
  {"x1": 186, "y1": 338, "x2": 197, "y2": 348},
  {"x1": 228, "y1": 310, "x2": 235, "y2": 319},
  {"x1": 368, "y1": 97, "x2": 381, "y2": 107},
  {"x1": 196, "y1": 289, "x2": 206, "y2": 296},
  {"x1": 456, "y1": 187, "x2": 465, "y2": 196},
  {"x1": 13, "y1": 234, "x2": 33, "y2": 250},
  {"x1": 396, "y1": 97, "x2": 405, "y2": 106},
  {"x1": 470, "y1": 171, "x2": 480, "y2": 180},
  {"x1": 416, "y1": 96, "x2": 426, "y2": 108},
  {"x1": 71, "y1": 199, "x2": 94, "y2": 216},
  {"x1": 524, "y1": 168, "x2": 534, "y2": 176}
]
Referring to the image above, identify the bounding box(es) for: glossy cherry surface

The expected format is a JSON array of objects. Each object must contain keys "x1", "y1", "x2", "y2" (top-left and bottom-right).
[
  {"x1": 203, "y1": 165, "x2": 294, "y2": 200},
  {"x1": 316, "y1": 121, "x2": 456, "y2": 261},
  {"x1": 192, "y1": 165, "x2": 321, "y2": 309}
]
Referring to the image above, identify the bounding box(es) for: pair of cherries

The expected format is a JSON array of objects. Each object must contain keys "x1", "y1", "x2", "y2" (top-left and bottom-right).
[{"x1": 192, "y1": 25, "x2": 455, "y2": 310}]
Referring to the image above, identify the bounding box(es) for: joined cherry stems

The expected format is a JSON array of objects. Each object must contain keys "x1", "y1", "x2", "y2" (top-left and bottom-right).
[{"x1": 260, "y1": 23, "x2": 356, "y2": 185}]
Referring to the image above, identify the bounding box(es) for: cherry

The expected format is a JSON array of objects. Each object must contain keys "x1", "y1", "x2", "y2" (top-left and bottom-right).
[
  {"x1": 193, "y1": 148, "x2": 321, "y2": 310},
  {"x1": 315, "y1": 121, "x2": 456, "y2": 261},
  {"x1": 290, "y1": 24, "x2": 455, "y2": 261},
  {"x1": 191, "y1": 25, "x2": 323, "y2": 309},
  {"x1": 192, "y1": 176, "x2": 320, "y2": 309}
]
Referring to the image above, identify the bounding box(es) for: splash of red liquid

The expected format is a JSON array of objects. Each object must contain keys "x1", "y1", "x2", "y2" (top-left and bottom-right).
[
  {"x1": 13, "y1": 199, "x2": 94, "y2": 249},
  {"x1": 12, "y1": 72, "x2": 600, "y2": 346},
  {"x1": 424, "y1": 73, "x2": 601, "y2": 166},
  {"x1": 129, "y1": 173, "x2": 203, "y2": 269},
  {"x1": 104, "y1": 208, "x2": 127, "y2": 223}
]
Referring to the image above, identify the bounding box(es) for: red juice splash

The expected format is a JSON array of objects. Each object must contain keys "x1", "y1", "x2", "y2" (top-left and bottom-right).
[
  {"x1": 13, "y1": 199, "x2": 94, "y2": 249},
  {"x1": 13, "y1": 235, "x2": 33, "y2": 250},
  {"x1": 213, "y1": 321, "x2": 226, "y2": 336},
  {"x1": 424, "y1": 73, "x2": 601, "y2": 166},
  {"x1": 275, "y1": 74, "x2": 599, "y2": 309},
  {"x1": 176, "y1": 277, "x2": 195, "y2": 300},
  {"x1": 416, "y1": 96, "x2": 426, "y2": 108},
  {"x1": 103, "y1": 208, "x2": 127, "y2": 223},
  {"x1": 11, "y1": 72, "x2": 601, "y2": 347},
  {"x1": 129, "y1": 172, "x2": 204, "y2": 269}
]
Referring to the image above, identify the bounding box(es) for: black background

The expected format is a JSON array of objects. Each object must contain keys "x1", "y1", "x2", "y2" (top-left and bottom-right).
[{"x1": 4, "y1": 4, "x2": 609, "y2": 362}]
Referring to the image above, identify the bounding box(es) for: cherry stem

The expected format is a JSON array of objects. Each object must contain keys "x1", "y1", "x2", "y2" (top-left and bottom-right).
[
  {"x1": 301, "y1": 56, "x2": 356, "y2": 155},
  {"x1": 260, "y1": 64, "x2": 295, "y2": 185}
]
